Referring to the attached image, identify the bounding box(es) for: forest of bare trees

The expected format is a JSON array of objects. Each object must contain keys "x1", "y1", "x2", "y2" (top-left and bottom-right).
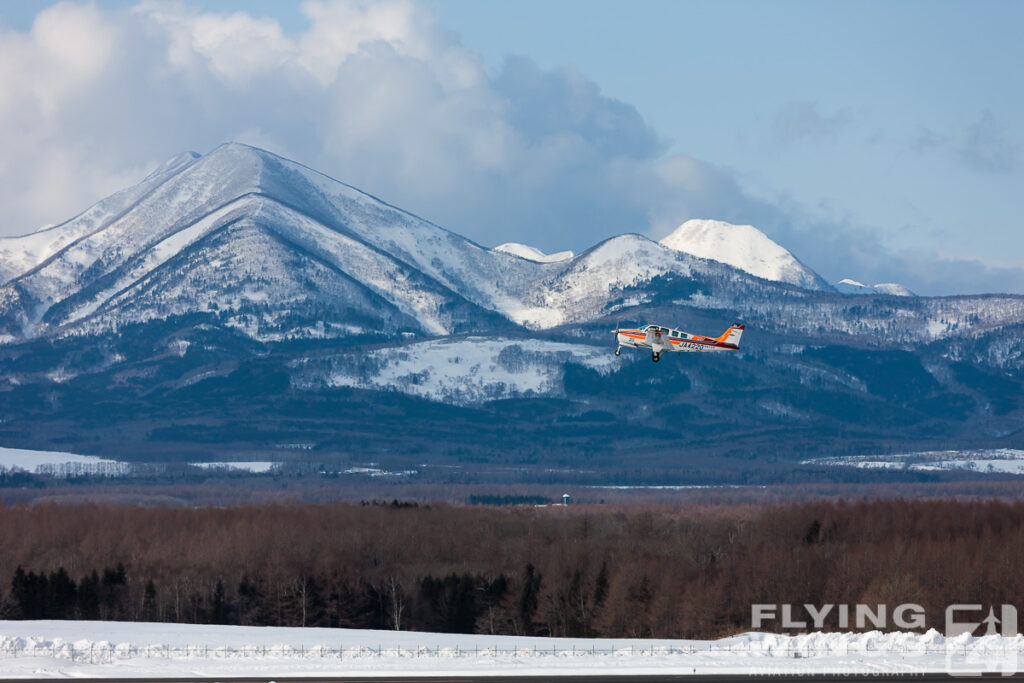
[{"x1": 2, "y1": 498, "x2": 1024, "y2": 639}]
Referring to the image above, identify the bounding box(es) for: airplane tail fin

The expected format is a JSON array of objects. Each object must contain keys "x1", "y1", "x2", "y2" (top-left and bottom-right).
[{"x1": 717, "y1": 323, "x2": 745, "y2": 347}]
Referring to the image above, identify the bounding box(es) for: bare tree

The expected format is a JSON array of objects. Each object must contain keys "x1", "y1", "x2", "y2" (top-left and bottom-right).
[{"x1": 385, "y1": 575, "x2": 405, "y2": 631}]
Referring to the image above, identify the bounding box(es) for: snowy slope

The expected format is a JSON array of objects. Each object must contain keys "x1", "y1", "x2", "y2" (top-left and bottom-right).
[
  {"x1": 2, "y1": 143, "x2": 1021, "y2": 355},
  {"x1": 0, "y1": 144, "x2": 531, "y2": 341},
  {"x1": 1, "y1": 621, "x2": 1021, "y2": 678},
  {"x1": 297, "y1": 337, "x2": 616, "y2": 405},
  {"x1": 874, "y1": 283, "x2": 915, "y2": 296},
  {"x1": 529, "y1": 235, "x2": 699, "y2": 327},
  {"x1": 0, "y1": 144, "x2": 806, "y2": 342},
  {"x1": 494, "y1": 242, "x2": 574, "y2": 263},
  {"x1": 660, "y1": 219, "x2": 830, "y2": 291},
  {"x1": 835, "y1": 278, "x2": 915, "y2": 296},
  {"x1": 0, "y1": 152, "x2": 199, "y2": 285}
]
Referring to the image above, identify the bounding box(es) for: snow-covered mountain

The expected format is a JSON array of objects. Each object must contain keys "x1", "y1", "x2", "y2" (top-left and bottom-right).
[
  {"x1": 0, "y1": 143, "x2": 1021, "y2": 355},
  {"x1": 3, "y1": 144, "x2": 1024, "y2": 466},
  {"x1": 0, "y1": 144, "x2": 546, "y2": 341},
  {"x1": 835, "y1": 278, "x2": 915, "y2": 296},
  {"x1": 659, "y1": 219, "x2": 831, "y2": 291},
  {"x1": 493, "y1": 243, "x2": 574, "y2": 263},
  {"x1": 0, "y1": 144, "x2": 831, "y2": 344}
]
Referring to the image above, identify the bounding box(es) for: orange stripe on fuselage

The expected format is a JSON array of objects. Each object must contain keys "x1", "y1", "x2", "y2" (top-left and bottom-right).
[{"x1": 617, "y1": 331, "x2": 736, "y2": 350}]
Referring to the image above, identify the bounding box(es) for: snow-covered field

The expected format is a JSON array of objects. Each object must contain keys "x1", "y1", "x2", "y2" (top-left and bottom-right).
[
  {"x1": 1, "y1": 621, "x2": 1022, "y2": 678},
  {"x1": 188, "y1": 461, "x2": 280, "y2": 473},
  {"x1": 0, "y1": 446, "x2": 127, "y2": 476},
  {"x1": 806, "y1": 449, "x2": 1024, "y2": 474},
  {"x1": 0, "y1": 447, "x2": 286, "y2": 477}
]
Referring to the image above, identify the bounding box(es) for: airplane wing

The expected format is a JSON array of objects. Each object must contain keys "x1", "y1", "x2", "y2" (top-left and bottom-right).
[{"x1": 644, "y1": 326, "x2": 673, "y2": 353}]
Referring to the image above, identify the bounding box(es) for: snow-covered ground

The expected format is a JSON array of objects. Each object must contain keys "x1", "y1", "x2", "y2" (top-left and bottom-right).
[
  {"x1": 315, "y1": 337, "x2": 616, "y2": 405},
  {"x1": 0, "y1": 446, "x2": 126, "y2": 476},
  {"x1": 1, "y1": 621, "x2": 1022, "y2": 678},
  {"x1": 189, "y1": 461, "x2": 280, "y2": 473},
  {"x1": 806, "y1": 449, "x2": 1024, "y2": 474}
]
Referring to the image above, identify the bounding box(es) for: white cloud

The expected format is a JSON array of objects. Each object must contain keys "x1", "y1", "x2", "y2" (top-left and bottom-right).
[
  {"x1": 3, "y1": 0, "x2": 698, "y2": 247},
  {"x1": 0, "y1": 1, "x2": 1021, "y2": 295}
]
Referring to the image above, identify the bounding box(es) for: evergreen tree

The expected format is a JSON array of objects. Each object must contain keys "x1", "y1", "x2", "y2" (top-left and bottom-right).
[
  {"x1": 47, "y1": 567, "x2": 77, "y2": 619},
  {"x1": 210, "y1": 579, "x2": 230, "y2": 625},
  {"x1": 518, "y1": 564, "x2": 542, "y2": 636},
  {"x1": 77, "y1": 571, "x2": 100, "y2": 620},
  {"x1": 141, "y1": 580, "x2": 158, "y2": 622}
]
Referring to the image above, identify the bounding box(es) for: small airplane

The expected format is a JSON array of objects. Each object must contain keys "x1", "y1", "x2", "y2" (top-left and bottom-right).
[{"x1": 614, "y1": 322, "x2": 745, "y2": 362}]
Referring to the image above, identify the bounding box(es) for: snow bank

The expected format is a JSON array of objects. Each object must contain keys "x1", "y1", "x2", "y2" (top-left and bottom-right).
[{"x1": 1, "y1": 621, "x2": 1022, "y2": 678}]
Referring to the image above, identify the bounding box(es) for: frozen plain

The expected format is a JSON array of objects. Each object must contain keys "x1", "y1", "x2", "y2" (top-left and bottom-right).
[{"x1": 1, "y1": 621, "x2": 1023, "y2": 678}]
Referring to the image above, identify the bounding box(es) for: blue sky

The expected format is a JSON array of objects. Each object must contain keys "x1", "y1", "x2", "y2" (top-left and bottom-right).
[{"x1": 1, "y1": 1, "x2": 1021, "y2": 295}]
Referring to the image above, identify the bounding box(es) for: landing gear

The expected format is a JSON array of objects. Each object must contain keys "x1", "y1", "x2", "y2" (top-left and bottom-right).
[
  {"x1": 614, "y1": 347, "x2": 621, "y2": 356},
  {"x1": 652, "y1": 352, "x2": 661, "y2": 363}
]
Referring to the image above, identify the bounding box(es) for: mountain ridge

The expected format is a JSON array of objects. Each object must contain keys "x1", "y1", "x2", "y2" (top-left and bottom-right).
[
  {"x1": 0, "y1": 143, "x2": 836, "y2": 343},
  {"x1": 1, "y1": 143, "x2": 1024, "y2": 474},
  {"x1": 2, "y1": 144, "x2": 1023, "y2": 352}
]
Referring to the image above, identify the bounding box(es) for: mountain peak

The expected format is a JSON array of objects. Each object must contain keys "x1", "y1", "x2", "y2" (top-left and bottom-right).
[
  {"x1": 835, "y1": 279, "x2": 915, "y2": 296},
  {"x1": 141, "y1": 151, "x2": 201, "y2": 183},
  {"x1": 493, "y1": 242, "x2": 574, "y2": 263},
  {"x1": 659, "y1": 219, "x2": 830, "y2": 291}
]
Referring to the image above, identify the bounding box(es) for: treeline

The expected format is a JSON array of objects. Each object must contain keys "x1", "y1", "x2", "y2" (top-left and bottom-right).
[
  {"x1": 10, "y1": 564, "x2": 129, "y2": 620},
  {"x1": 3, "y1": 499, "x2": 1024, "y2": 638}
]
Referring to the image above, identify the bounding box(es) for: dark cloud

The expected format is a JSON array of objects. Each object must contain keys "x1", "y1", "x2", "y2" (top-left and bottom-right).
[{"x1": 493, "y1": 56, "x2": 665, "y2": 159}]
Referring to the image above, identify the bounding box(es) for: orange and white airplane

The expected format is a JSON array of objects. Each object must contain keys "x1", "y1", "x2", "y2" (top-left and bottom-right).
[{"x1": 614, "y1": 322, "x2": 745, "y2": 362}]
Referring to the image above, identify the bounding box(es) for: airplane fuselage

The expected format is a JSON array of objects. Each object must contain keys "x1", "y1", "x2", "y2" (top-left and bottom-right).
[{"x1": 614, "y1": 323, "x2": 744, "y2": 362}]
